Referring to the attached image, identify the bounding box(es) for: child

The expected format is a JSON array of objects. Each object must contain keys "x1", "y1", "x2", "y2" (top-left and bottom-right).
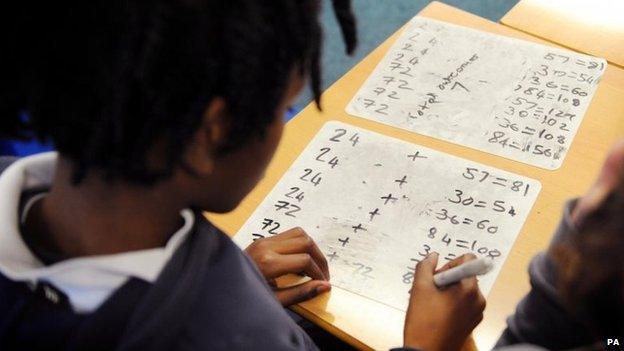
[
  {"x1": 496, "y1": 141, "x2": 624, "y2": 350},
  {"x1": 0, "y1": 1, "x2": 484, "y2": 350}
]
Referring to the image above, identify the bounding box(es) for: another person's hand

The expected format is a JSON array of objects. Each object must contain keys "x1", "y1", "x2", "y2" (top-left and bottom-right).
[
  {"x1": 245, "y1": 227, "x2": 331, "y2": 306},
  {"x1": 404, "y1": 253, "x2": 486, "y2": 351},
  {"x1": 552, "y1": 140, "x2": 624, "y2": 332},
  {"x1": 571, "y1": 140, "x2": 624, "y2": 227}
]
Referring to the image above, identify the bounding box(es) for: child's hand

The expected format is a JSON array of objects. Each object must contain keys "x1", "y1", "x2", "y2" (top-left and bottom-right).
[
  {"x1": 245, "y1": 227, "x2": 331, "y2": 306},
  {"x1": 403, "y1": 253, "x2": 485, "y2": 351}
]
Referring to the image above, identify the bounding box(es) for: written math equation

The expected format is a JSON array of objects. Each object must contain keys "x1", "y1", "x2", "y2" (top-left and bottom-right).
[
  {"x1": 346, "y1": 17, "x2": 606, "y2": 170},
  {"x1": 234, "y1": 122, "x2": 541, "y2": 311}
]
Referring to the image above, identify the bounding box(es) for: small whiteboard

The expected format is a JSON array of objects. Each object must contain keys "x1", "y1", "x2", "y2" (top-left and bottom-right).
[
  {"x1": 346, "y1": 17, "x2": 606, "y2": 170},
  {"x1": 234, "y1": 122, "x2": 540, "y2": 311}
]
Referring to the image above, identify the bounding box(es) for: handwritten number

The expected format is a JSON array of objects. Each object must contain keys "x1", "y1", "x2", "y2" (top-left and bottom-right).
[
  {"x1": 330, "y1": 129, "x2": 346, "y2": 142},
  {"x1": 375, "y1": 104, "x2": 389, "y2": 115},
  {"x1": 285, "y1": 204, "x2": 301, "y2": 217},
  {"x1": 315, "y1": 147, "x2": 330, "y2": 162}
]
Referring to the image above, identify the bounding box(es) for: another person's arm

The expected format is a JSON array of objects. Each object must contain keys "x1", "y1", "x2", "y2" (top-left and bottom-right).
[
  {"x1": 496, "y1": 141, "x2": 624, "y2": 349},
  {"x1": 494, "y1": 200, "x2": 595, "y2": 349}
]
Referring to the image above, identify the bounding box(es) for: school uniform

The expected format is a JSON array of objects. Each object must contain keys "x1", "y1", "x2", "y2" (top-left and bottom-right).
[
  {"x1": 0, "y1": 153, "x2": 319, "y2": 350},
  {"x1": 495, "y1": 200, "x2": 608, "y2": 351},
  {"x1": 0, "y1": 154, "x2": 419, "y2": 351}
]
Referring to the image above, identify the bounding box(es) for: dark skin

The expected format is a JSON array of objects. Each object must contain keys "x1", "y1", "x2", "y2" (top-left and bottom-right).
[
  {"x1": 22, "y1": 70, "x2": 333, "y2": 305},
  {"x1": 22, "y1": 70, "x2": 486, "y2": 349},
  {"x1": 245, "y1": 227, "x2": 331, "y2": 306},
  {"x1": 405, "y1": 253, "x2": 485, "y2": 351}
]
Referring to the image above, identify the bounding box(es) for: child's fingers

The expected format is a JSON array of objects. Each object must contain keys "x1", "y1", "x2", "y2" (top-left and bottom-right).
[
  {"x1": 275, "y1": 280, "x2": 331, "y2": 306},
  {"x1": 270, "y1": 236, "x2": 330, "y2": 280},
  {"x1": 270, "y1": 253, "x2": 327, "y2": 281},
  {"x1": 458, "y1": 276, "x2": 480, "y2": 294},
  {"x1": 271, "y1": 227, "x2": 308, "y2": 240},
  {"x1": 414, "y1": 252, "x2": 439, "y2": 283}
]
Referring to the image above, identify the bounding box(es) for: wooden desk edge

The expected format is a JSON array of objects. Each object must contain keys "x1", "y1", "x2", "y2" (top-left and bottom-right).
[{"x1": 500, "y1": 0, "x2": 624, "y2": 69}]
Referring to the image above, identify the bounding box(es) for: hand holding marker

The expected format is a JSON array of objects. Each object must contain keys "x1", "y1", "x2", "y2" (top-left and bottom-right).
[{"x1": 433, "y1": 257, "x2": 494, "y2": 287}]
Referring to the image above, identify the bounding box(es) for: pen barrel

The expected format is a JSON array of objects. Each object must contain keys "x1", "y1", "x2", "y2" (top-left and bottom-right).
[{"x1": 433, "y1": 258, "x2": 493, "y2": 287}]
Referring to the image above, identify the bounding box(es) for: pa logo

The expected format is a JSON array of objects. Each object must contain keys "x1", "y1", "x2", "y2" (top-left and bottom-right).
[{"x1": 607, "y1": 338, "x2": 620, "y2": 347}]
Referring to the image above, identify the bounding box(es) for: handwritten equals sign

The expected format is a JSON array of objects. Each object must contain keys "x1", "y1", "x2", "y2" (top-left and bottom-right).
[
  {"x1": 533, "y1": 108, "x2": 544, "y2": 117},
  {"x1": 492, "y1": 177, "x2": 508, "y2": 186},
  {"x1": 522, "y1": 127, "x2": 536, "y2": 136},
  {"x1": 456, "y1": 239, "x2": 477, "y2": 250},
  {"x1": 474, "y1": 201, "x2": 487, "y2": 208}
]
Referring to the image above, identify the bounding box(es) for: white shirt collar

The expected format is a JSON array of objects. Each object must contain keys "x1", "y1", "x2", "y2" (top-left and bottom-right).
[{"x1": 0, "y1": 152, "x2": 194, "y2": 313}]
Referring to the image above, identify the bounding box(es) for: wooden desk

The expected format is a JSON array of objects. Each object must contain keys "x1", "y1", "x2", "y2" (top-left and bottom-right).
[
  {"x1": 207, "y1": 1, "x2": 624, "y2": 349},
  {"x1": 501, "y1": 0, "x2": 624, "y2": 68}
]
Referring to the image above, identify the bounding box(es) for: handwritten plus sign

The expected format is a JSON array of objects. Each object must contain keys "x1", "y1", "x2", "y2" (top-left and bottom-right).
[
  {"x1": 395, "y1": 175, "x2": 408, "y2": 188},
  {"x1": 327, "y1": 251, "x2": 339, "y2": 262},
  {"x1": 368, "y1": 208, "x2": 380, "y2": 221},
  {"x1": 338, "y1": 237, "x2": 350, "y2": 247},
  {"x1": 351, "y1": 223, "x2": 367, "y2": 233},
  {"x1": 407, "y1": 151, "x2": 427, "y2": 161},
  {"x1": 381, "y1": 193, "x2": 398, "y2": 205}
]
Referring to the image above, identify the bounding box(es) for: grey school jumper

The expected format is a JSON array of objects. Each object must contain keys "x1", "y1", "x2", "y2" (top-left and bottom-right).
[
  {"x1": 0, "y1": 157, "x2": 319, "y2": 350},
  {"x1": 0, "y1": 157, "x2": 418, "y2": 351}
]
